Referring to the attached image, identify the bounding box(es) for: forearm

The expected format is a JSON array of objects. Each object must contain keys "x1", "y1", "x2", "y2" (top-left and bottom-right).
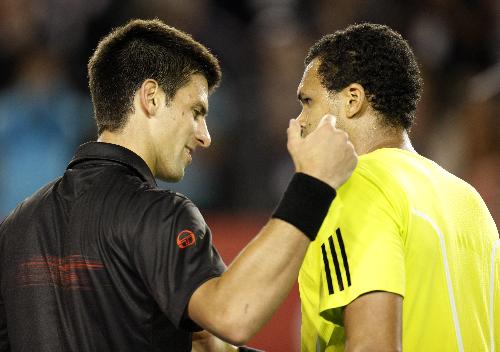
[
  {"x1": 190, "y1": 219, "x2": 308, "y2": 344},
  {"x1": 189, "y1": 117, "x2": 357, "y2": 345}
]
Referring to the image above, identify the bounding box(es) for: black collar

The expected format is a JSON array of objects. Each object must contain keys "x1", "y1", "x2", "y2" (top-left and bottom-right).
[{"x1": 67, "y1": 142, "x2": 157, "y2": 187}]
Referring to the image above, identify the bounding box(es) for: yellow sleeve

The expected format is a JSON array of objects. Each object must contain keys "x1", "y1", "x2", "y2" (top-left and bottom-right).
[{"x1": 315, "y1": 167, "x2": 406, "y2": 325}]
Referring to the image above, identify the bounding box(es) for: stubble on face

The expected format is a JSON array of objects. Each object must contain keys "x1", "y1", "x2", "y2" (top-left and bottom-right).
[
  {"x1": 152, "y1": 75, "x2": 209, "y2": 182},
  {"x1": 297, "y1": 59, "x2": 341, "y2": 137}
]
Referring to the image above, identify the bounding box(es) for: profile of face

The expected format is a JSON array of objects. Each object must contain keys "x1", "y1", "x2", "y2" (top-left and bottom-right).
[
  {"x1": 296, "y1": 58, "x2": 345, "y2": 136},
  {"x1": 149, "y1": 74, "x2": 211, "y2": 182}
]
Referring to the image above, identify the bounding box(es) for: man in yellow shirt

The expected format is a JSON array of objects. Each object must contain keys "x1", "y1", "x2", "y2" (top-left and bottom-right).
[{"x1": 296, "y1": 23, "x2": 499, "y2": 351}]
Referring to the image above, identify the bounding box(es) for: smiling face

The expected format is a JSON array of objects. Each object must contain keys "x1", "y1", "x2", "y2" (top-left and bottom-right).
[
  {"x1": 296, "y1": 58, "x2": 345, "y2": 137},
  {"x1": 150, "y1": 73, "x2": 211, "y2": 182}
]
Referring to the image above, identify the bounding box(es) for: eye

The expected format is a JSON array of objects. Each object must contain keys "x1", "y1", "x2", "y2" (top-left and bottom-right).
[
  {"x1": 192, "y1": 109, "x2": 202, "y2": 120},
  {"x1": 299, "y1": 97, "x2": 312, "y2": 106}
]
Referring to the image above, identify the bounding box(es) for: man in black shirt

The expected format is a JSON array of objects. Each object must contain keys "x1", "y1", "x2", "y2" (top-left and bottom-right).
[{"x1": 0, "y1": 19, "x2": 357, "y2": 351}]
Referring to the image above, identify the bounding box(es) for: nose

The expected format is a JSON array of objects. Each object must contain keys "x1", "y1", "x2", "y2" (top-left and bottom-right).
[
  {"x1": 296, "y1": 110, "x2": 308, "y2": 130},
  {"x1": 195, "y1": 118, "x2": 211, "y2": 148}
]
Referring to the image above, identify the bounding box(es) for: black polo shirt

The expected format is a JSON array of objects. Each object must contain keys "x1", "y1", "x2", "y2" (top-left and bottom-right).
[{"x1": 0, "y1": 142, "x2": 226, "y2": 352}]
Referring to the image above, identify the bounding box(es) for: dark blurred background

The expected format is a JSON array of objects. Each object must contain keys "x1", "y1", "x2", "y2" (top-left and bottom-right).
[
  {"x1": 0, "y1": 0, "x2": 498, "y2": 349},
  {"x1": 0, "y1": 0, "x2": 499, "y2": 219}
]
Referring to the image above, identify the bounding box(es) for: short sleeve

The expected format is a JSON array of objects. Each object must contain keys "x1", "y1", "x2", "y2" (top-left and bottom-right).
[
  {"x1": 315, "y1": 169, "x2": 405, "y2": 325},
  {"x1": 132, "y1": 196, "x2": 226, "y2": 330}
]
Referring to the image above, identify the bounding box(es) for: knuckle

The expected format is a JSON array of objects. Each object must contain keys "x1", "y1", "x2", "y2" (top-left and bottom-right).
[
  {"x1": 331, "y1": 130, "x2": 341, "y2": 140},
  {"x1": 322, "y1": 122, "x2": 333, "y2": 131}
]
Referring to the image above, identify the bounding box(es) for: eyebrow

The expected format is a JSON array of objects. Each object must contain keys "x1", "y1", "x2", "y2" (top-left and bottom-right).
[{"x1": 194, "y1": 102, "x2": 208, "y2": 116}]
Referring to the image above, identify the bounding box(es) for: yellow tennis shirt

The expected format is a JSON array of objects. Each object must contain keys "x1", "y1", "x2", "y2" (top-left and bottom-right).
[{"x1": 299, "y1": 148, "x2": 499, "y2": 351}]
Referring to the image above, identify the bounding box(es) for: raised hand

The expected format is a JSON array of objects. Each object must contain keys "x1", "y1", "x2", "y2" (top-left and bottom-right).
[{"x1": 287, "y1": 114, "x2": 358, "y2": 189}]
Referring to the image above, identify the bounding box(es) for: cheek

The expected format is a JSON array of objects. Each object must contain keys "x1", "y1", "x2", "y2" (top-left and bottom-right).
[
  {"x1": 309, "y1": 114, "x2": 323, "y2": 131},
  {"x1": 300, "y1": 113, "x2": 319, "y2": 136},
  {"x1": 308, "y1": 105, "x2": 330, "y2": 130}
]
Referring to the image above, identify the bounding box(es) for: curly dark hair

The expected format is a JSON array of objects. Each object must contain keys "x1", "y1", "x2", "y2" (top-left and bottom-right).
[
  {"x1": 305, "y1": 23, "x2": 423, "y2": 129},
  {"x1": 88, "y1": 19, "x2": 222, "y2": 134}
]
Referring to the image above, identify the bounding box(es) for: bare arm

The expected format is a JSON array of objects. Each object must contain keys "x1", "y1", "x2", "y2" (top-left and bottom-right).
[
  {"x1": 189, "y1": 116, "x2": 357, "y2": 345},
  {"x1": 343, "y1": 291, "x2": 403, "y2": 352},
  {"x1": 189, "y1": 219, "x2": 309, "y2": 345}
]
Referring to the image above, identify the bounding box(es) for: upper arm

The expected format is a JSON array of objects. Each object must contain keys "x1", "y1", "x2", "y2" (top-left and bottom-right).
[
  {"x1": 343, "y1": 291, "x2": 402, "y2": 351},
  {"x1": 312, "y1": 167, "x2": 406, "y2": 349},
  {"x1": 188, "y1": 276, "x2": 220, "y2": 330},
  {"x1": 317, "y1": 173, "x2": 405, "y2": 320},
  {"x1": 131, "y1": 196, "x2": 226, "y2": 329},
  {"x1": 300, "y1": 167, "x2": 406, "y2": 349}
]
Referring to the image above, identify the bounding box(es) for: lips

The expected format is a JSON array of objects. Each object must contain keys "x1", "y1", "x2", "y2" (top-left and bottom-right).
[{"x1": 184, "y1": 146, "x2": 193, "y2": 162}]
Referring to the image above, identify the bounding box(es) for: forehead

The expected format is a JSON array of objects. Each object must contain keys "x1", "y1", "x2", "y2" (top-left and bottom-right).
[
  {"x1": 298, "y1": 59, "x2": 323, "y2": 94},
  {"x1": 173, "y1": 74, "x2": 209, "y2": 104}
]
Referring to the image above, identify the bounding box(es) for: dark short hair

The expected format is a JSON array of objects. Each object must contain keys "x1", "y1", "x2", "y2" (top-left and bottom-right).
[
  {"x1": 88, "y1": 19, "x2": 222, "y2": 134},
  {"x1": 305, "y1": 23, "x2": 423, "y2": 129}
]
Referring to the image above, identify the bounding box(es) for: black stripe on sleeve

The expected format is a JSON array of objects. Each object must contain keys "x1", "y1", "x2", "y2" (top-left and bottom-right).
[
  {"x1": 328, "y1": 235, "x2": 344, "y2": 291},
  {"x1": 321, "y1": 243, "x2": 334, "y2": 295},
  {"x1": 336, "y1": 228, "x2": 351, "y2": 287}
]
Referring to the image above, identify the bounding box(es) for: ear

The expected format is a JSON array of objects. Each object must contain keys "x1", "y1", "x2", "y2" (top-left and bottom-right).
[
  {"x1": 138, "y1": 79, "x2": 161, "y2": 117},
  {"x1": 344, "y1": 83, "x2": 366, "y2": 118}
]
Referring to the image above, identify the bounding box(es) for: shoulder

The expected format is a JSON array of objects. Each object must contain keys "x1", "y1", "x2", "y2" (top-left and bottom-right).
[
  {"x1": 79, "y1": 164, "x2": 207, "y2": 240},
  {"x1": 135, "y1": 188, "x2": 202, "y2": 221},
  {"x1": 354, "y1": 149, "x2": 410, "y2": 186},
  {"x1": 336, "y1": 148, "x2": 447, "y2": 206},
  {"x1": 354, "y1": 148, "x2": 486, "y2": 208},
  {"x1": 0, "y1": 178, "x2": 61, "y2": 249},
  {"x1": 1, "y1": 178, "x2": 61, "y2": 223},
  {"x1": 335, "y1": 149, "x2": 407, "y2": 207},
  {"x1": 91, "y1": 165, "x2": 204, "y2": 224},
  {"x1": 123, "y1": 186, "x2": 207, "y2": 237},
  {"x1": 318, "y1": 150, "x2": 413, "y2": 241}
]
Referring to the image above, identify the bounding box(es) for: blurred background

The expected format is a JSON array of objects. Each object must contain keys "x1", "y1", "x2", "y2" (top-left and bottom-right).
[{"x1": 0, "y1": 0, "x2": 498, "y2": 350}]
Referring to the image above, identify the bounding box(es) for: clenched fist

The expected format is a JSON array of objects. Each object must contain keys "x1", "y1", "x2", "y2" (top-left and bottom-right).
[{"x1": 287, "y1": 115, "x2": 358, "y2": 189}]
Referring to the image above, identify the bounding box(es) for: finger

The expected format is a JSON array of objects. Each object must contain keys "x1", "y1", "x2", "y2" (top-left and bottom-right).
[
  {"x1": 287, "y1": 119, "x2": 302, "y2": 144},
  {"x1": 317, "y1": 114, "x2": 337, "y2": 129}
]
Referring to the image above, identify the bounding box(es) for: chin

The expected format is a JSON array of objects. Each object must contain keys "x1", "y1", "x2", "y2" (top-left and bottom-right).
[{"x1": 157, "y1": 168, "x2": 185, "y2": 183}]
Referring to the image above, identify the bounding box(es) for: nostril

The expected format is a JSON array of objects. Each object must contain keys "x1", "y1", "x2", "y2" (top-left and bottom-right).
[{"x1": 198, "y1": 137, "x2": 210, "y2": 148}]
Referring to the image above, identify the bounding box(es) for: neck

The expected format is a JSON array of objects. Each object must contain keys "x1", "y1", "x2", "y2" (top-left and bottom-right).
[
  {"x1": 97, "y1": 128, "x2": 156, "y2": 174},
  {"x1": 353, "y1": 124, "x2": 416, "y2": 155}
]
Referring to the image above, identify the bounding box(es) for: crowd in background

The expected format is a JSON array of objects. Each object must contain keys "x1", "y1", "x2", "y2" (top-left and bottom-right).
[{"x1": 0, "y1": 0, "x2": 499, "y2": 224}]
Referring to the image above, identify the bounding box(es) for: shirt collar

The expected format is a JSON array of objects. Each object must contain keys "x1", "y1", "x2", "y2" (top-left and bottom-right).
[{"x1": 67, "y1": 142, "x2": 157, "y2": 187}]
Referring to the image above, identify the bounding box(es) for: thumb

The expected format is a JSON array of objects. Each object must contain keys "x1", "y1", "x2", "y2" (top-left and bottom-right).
[
  {"x1": 287, "y1": 119, "x2": 302, "y2": 146},
  {"x1": 316, "y1": 114, "x2": 337, "y2": 130}
]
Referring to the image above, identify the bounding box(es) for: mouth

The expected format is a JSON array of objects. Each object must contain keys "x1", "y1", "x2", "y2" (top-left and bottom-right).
[{"x1": 184, "y1": 146, "x2": 193, "y2": 162}]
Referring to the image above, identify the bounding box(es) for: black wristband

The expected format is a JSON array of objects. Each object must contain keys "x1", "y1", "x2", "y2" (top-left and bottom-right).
[{"x1": 272, "y1": 173, "x2": 336, "y2": 241}]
